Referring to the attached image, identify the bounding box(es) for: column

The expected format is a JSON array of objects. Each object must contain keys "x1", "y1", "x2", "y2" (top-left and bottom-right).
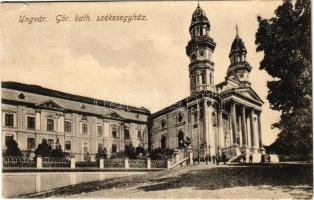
[
  {"x1": 60, "y1": 115, "x2": 64, "y2": 133},
  {"x1": 208, "y1": 104, "x2": 215, "y2": 156},
  {"x1": 238, "y1": 115, "x2": 242, "y2": 146},
  {"x1": 257, "y1": 112, "x2": 263, "y2": 149},
  {"x1": 203, "y1": 100, "x2": 209, "y2": 155},
  {"x1": 250, "y1": 110, "x2": 256, "y2": 149},
  {"x1": 241, "y1": 106, "x2": 247, "y2": 146},
  {"x1": 231, "y1": 102, "x2": 237, "y2": 145},
  {"x1": 35, "y1": 111, "x2": 41, "y2": 130},
  {"x1": 218, "y1": 110, "x2": 224, "y2": 149}
]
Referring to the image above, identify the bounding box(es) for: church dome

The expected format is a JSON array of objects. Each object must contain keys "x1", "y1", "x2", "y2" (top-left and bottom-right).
[
  {"x1": 191, "y1": 5, "x2": 209, "y2": 25},
  {"x1": 229, "y1": 35, "x2": 247, "y2": 58}
]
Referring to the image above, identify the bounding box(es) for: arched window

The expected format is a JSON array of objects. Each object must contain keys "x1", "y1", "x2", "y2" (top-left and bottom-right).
[
  {"x1": 161, "y1": 135, "x2": 166, "y2": 149},
  {"x1": 178, "y1": 131, "x2": 185, "y2": 148}
]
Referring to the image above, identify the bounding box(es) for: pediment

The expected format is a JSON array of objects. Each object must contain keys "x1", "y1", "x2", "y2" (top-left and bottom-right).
[
  {"x1": 103, "y1": 111, "x2": 124, "y2": 120},
  {"x1": 234, "y1": 88, "x2": 264, "y2": 104},
  {"x1": 37, "y1": 100, "x2": 64, "y2": 110}
]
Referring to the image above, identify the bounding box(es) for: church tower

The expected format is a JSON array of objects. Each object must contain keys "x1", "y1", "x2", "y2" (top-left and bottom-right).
[
  {"x1": 226, "y1": 26, "x2": 252, "y2": 87},
  {"x1": 186, "y1": 5, "x2": 216, "y2": 95}
]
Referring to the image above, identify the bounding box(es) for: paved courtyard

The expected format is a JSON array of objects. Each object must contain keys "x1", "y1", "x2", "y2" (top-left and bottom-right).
[{"x1": 28, "y1": 162, "x2": 313, "y2": 199}]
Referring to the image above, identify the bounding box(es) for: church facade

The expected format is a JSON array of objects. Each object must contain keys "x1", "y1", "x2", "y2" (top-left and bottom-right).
[
  {"x1": 150, "y1": 5, "x2": 265, "y2": 159},
  {"x1": 1, "y1": 5, "x2": 265, "y2": 160}
]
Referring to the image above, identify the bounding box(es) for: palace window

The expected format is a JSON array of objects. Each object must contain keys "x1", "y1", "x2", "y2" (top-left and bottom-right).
[
  {"x1": 64, "y1": 121, "x2": 72, "y2": 132},
  {"x1": 111, "y1": 144, "x2": 117, "y2": 153},
  {"x1": 160, "y1": 119, "x2": 167, "y2": 129},
  {"x1": 47, "y1": 119, "x2": 54, "y2": 131},
  {"x1": 178, "y1": 131, "x2": 185, "y2": 148},
  {"x1": 112, "y1": 126, "x2": 118, "y2": 138},
  {"x1": 212, "y1": 112, "x2": 217, "y2": 127},
  {"x1": 124, "y1": 128, "x2": 130, "y2": 140},
  {"x1": 137, "y1": 131, "x2": 143, "y2": 141},
  {"x1": 199, "y1": 50, "x2": 204, "y2": 56},
  {"x1": 177, "y1": 113, "x2": 183, "y2": 123},
  {"x1": 27, "y1": 116, "x2": 35, "y2": 129},
  {"x1": 81, "y1": 122, "x2": 88, "y2": 134},
  {"x1": 97, "y1": 125, "x2": 103, "y2": 137},
  {"x1": 82, "y1": 141, "x2": 89, "y2": 153},
  {"x1": 5, "y1": 135, "x2": 11, "y2": 147},
  {"x1": 5, "y1": 113, "x2": 14, "y2": 127},
  {"x1": 161, "y1": 135, "x2": 166, "y2": 149},
  {"x1": 65, "y1": 141, "x2": 71, "y2": 151},
  {"x1": 98, "y1": 143, "x2": 103, "y2": 150},
  {"x1": 27, "y1": 138, "x2": 36, "y2": 150}
]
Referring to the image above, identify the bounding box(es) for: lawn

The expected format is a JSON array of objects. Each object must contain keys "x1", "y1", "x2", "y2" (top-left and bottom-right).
[{"x1": 24, "y1": 162, "x2": 313, "y2": 199}]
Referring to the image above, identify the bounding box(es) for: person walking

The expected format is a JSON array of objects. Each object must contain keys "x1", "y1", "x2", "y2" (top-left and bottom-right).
[
  {"x1": 242, "y1": 154, "x2": 247, "y2": 164},
  {"x1": 212, "y1": 155, "x2": 216, "y2": 164},
  {"x1": 261, "y1": 154, "x2": 265, "y2": 164},
  {"x1": 249, "y1": 153, "x2": 253, "y2": 164},
  {"x1": 267, "y1": 154, "x2": 271, "y2": 164},
  {"x1": 222, "y1": 152, "x2": 227, "y2": 165},
  {"x1": 216, "y1": 154, "x2": 220, "y2": 165}
]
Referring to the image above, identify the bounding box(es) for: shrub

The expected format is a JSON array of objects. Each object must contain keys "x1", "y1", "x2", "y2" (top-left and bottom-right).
[{"x1": 5, "y1": 136, "x2": 22, "y2": 157}]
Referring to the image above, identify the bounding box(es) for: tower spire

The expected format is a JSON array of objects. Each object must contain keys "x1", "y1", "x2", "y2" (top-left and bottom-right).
[
  {"x1": 197, "y1": 0, "x2": 200, "y2": 7},
  {"x1": 236, "y1": 24, "x2": 238, "y2": 36}
]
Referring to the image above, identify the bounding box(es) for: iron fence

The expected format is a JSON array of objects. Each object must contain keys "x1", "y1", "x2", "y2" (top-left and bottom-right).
[
  {"x1": 3, "y1": 156, "x2": 36, "y2": 168},
  {"x1": 75, "y1": 161, "x2": 98, "y2": 168},
  {"x1": 151, "y1": 160, "x2": 167, "y2": 168},
  {"x1": 104, "y1": 159, "x2": 124, "y2": 168},
  {"x1": 129, "y1": 159, "x2": 147, "y2": 168},
  {"x1": 42, "y1": 157, "x2": 70, "y2": 168}
]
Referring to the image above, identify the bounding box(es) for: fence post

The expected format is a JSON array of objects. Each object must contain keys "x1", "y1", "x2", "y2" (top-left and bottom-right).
[
  {"x1": 189, "y1": 150, "x2": 193, "y2": 165},
  {"x1": 70, "y1": 157, "x2": 76, "y2": 169},
  {"x1": 167, "y1": 160, "x2": 171, "y2": 169},
  {"x1": 125, "y1": 157, "x2": 129, "y2": 169},
  {"x1": 99, "y1": 158, "x2": 104, "y2": 169},
  {"x1": 36, "y1": 156, "x2": 42, "y2": 169},
  {"x1": 147, "y1": 158, "x2": 151, "y2": 169},
  {"x1": 175, "y1": 152, "x2": 180, "y2": 163}
]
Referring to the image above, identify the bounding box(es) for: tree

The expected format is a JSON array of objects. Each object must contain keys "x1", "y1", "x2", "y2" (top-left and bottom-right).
[
  {"x1": 34, "y1": 139, "x2": 52, "y2": 157},
  {"x1": 50, "y1": 138, "x2": 65, "y2": 158},
  {"x1": 95, "y1": 147, "x2": 107, "y2": 161},
  {"x1": 255, "y1": 0, "x2": 312, "y2": 155},
  {"x1": 5, "y1": 136, "x2": 22, "y2": 156},
  {"x1": 125, "y1": 144, "x2": 136, "y2": 159}
]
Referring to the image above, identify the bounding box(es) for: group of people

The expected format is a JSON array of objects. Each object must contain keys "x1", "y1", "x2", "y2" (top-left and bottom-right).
[
  {"x1": 241, "y1": 153, "x2": 272, "y2": 164},
  {"x1": 204, "y1": 152, "x2": 227, "y2": 165}
]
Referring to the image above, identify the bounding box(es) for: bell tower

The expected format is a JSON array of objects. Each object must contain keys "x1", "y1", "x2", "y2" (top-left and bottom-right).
[
  {"x1": 186, "y1": 5, "x2": 216, "y2": 95},
  {"x1": 226, "y1": 25, "x2": 252, "y2": 87}
]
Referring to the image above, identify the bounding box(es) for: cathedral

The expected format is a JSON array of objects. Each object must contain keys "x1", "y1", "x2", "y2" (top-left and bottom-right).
[
  {"x1": 1, "y1": 5, "x2": 265, "y2": 161},
  {"x1": 150, "y1": 5, "x2": 265, "y2": 159}
]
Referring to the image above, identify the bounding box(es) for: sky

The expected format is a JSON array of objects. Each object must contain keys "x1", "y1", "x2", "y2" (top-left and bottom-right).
[{"x1": 1, "y1": 1, "x2": 283, "y2": 145}]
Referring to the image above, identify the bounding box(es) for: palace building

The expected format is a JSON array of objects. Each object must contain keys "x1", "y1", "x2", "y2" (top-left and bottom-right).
[
  {"x1": 2, "y1": 82, "x2": 149, "y2": 161},
  {"x1": 2, "y1": 5, "x2": 265, "y2": 160}
]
